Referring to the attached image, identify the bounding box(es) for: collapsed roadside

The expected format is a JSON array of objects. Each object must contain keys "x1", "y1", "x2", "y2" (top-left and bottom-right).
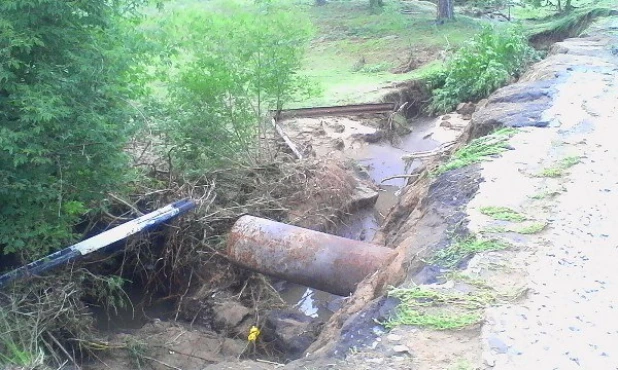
[{"x1": 283, "y1": 14, "x2": 618, "y2": 370}]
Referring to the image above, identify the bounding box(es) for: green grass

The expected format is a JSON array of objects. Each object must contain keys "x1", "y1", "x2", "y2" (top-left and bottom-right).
[
  {"x1": 387, "y1": 286, "x2": 486, "y2": 329},
  {"x1": 0, "y1": 310, "x2": 43, "y2": 369},
  {"x1": 386, "y1": 283, "x2": 524, "y2": 330},
  {"x1": 450, "y1": 360, "x2": 475, "y2": 370},
  {"x1": 513, "y1": 221, "x2": 547, "y2": 234},
  {"x1": 480, "y1": 206, "x2": 527, "y2": 222},
  {"x1": 561, "y1": 156, "x2": 582, "y2": 167},
  {"x1": 529, "y1": 189, "x2": 563, "y2": 199},
  {"x1": 386, "y1": 310, "x2": 481, "y2": 330},
  {"x1": 387, "y1": 278, "x2": 526, "y2": 330},
  {"x1": 535, "y1": 155, "x2": 581, "y2": 177},
  {"x1": 431, "y1": 237, "x2": 508, "y2": 268},
  {"x1": 293, "y1": 0, "x2": 485, "y2": 107},
  {"x1": 538, "y1": 167, "x2": 564, "y2": 177},
  {"x1": 0, "y1": 339, "x2": 42, "y2": 368},
  {"x1": 484, "y1": 221, "x2": 548, "y2": 234},
  {"x1": 523, "y1": 6, "x2": 616, "y2": 40},
  {"x1": 434, "y1": 128, "x2": 516, "y2": 176}
]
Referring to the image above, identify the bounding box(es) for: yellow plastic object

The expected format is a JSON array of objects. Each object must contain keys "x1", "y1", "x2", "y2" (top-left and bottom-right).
[{"x1": 248, "y1": 326, "x2": 261, "y2": 342}]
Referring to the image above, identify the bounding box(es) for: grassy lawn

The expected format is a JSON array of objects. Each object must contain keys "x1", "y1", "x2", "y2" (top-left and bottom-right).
[
  {"x1": 296, "y1": 0, "x2": 484, "y2": 107},
  {"x1": 142, "y1": 0, "x2": 616, "y2": 108}
]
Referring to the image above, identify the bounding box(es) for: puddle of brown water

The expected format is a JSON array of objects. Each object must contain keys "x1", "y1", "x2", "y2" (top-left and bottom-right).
[{"x1": 351, "y1": 117, "x2": 440, "y2": 187}]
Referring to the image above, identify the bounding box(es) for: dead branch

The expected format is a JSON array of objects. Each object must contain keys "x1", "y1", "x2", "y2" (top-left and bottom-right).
[{"x1": 271, "y1": 118, "x2": 303, "y2": 160}]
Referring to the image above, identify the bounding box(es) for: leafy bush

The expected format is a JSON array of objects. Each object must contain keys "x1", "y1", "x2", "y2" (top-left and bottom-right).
[
  {"x1": 0, "y1": 0, "x2": 148, "y2": 258},
  {"x1": 153, "y1": 1, "x2": 313, "y2": 174},
  {"x1": 428, "y1": 25, "x2": 538, "y2": 114}
]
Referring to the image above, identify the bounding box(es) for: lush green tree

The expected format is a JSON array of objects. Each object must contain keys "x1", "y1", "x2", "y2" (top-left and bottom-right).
[
  {"x1": 154, "y1": 1, "x2": 313, "y2": 174},
  {"x1": 0, "y1": 0, "x2": 147, "y2": 259}
]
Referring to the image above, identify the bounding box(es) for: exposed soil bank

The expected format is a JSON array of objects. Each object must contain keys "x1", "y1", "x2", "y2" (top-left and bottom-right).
[{"x1": 528, "y1": 8, "x2": 617, "y2": 50}]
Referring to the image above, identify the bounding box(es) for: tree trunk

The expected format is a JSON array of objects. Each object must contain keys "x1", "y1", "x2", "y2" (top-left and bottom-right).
[
  {"x1": 437, "y1": 0, "x2": 455, "y2": 22},
  {"x1": 370, "y1": 0, "x2": 384, "y2": 9}
]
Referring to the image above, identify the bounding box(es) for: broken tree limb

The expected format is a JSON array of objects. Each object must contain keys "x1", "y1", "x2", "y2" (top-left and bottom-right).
[
  {"x1": 380, "y1": 174, "x2": 418, "y2": 184},
  {"x1": 401, "y1": 141, "x2": 457, "y2": 161},
  {"x1": 271, "y1": 118, "x2": 303, "y2": 160}
]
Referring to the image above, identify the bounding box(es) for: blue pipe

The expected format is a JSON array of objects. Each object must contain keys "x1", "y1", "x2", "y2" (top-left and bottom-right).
[{"x1": 0, "y1": 198, "x2": 196, "y2": 288}]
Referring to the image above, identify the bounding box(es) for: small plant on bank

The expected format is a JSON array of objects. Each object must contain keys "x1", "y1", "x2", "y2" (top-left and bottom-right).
[
  {"x1": 535, "y1": 155, "x2": 581, "y2": 178},
  {"x1": 387, "y1": 278, "x2": 526, "y2": 330},
  {"x1": 386, "y1": 310, "x2": 481, "y2": 330},
  {"x1": 434, "y1": 127, "x2": 516, "y2": 176},
  {"x1": 484, "y1": 221, "x2": 548, "y2": 234},
  {"x1": 430, "y1": 237, "x2": 508, "y2": 268},
  {"x1": 513, "y1": 221, "x2": 547, "y2": 234},
  {"x1": 0, "y1": 335, "x2": 44, "y2": 369},
  {"x1": 529, "y1": 188, "x2": 564, "y2": 200},
  {"x1": 480, "y1": 206, "x2": 527, "y2": 222},
  {"x1": 387, "y1": 286, "x2": 485, "y2": 330},
  {"x1": 428, "y1": 24, "x2": 538, "y2": 114}
]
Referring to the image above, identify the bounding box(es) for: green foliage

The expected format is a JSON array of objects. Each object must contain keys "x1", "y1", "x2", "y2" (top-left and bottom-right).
[
  {"x1": 428, "y1": 25, "x2": 538, "y2": 113},
  {"x1": 524, "y1": 7, "x2": 615, "y2": 39},
  {"x1": 513, "y1": 221, "x2": 547, "y2": 234},
  {"x1": 153, "y1": 0, "x2": 313, "y2": 174},
  {"x1": 386, "y1": 286, "x2": 485, "y2": 330},
  {"x1": 79, "y1": 272, "x2": 131, "y2": 315},
  {"x1": 430, "y1": 237, "x2": 508, "y2": 268},
  {"x1": 434, "y1": 128, "x2": 516, "y2": 175},
  {"x1": 480, "y1": 206, "x2": 527, "y2": 222},
  {"x1": 357, "y1": 62, "x2": 392, "y2": 73},
  {"x1": 535, "y1": 155, "x2": 581, "y2": 177},
  {"x1": 386, "y1": 274, "x2": 525, "y2": 330},
  {"x1": 0, "y1": 333, "x2": 43, "y2": 368},
  {"x1": 386, "y1": 310, "x2": 481, "y2": 330},
  {"x1": 484, "y1": 221, "x2": 548, "y2": 234},
  {"x1": 0, "y1": 0, "x2": 148, "y2": 258}
]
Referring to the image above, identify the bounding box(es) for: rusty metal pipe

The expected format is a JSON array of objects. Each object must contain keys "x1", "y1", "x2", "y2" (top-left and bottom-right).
[{"x1": 226, "y1": 215, "x2": 396, "y2": 296}]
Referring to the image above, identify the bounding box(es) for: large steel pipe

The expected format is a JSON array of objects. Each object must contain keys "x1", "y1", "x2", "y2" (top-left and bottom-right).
[{"x1": 227, "y1": 215, "x2": 396, "y2": 296}]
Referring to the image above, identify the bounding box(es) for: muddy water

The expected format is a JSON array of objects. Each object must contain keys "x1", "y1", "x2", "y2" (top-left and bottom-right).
[
  {"x1": 280, "y1": 116, "x2": 444, "y2": 320},
  {"x1": 351, "y1": 117, "x2": 440, "y2": 188}
]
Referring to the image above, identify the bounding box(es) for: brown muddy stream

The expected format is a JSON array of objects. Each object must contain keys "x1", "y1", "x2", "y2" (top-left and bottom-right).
[{"x1": 277, "y1": 116, "x2": 443, "y2": 320}]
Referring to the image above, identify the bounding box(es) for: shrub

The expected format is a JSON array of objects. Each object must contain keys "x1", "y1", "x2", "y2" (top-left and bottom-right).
[
  {"x1": 153, "y1": 1, "x2": 313, "y2": 174},
  {"x1": 0, "y1": 0, "x2": 148, "y2": 258},
  {"x1": 428, "y1": 25, "x2": 538, "y2": 114}
]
